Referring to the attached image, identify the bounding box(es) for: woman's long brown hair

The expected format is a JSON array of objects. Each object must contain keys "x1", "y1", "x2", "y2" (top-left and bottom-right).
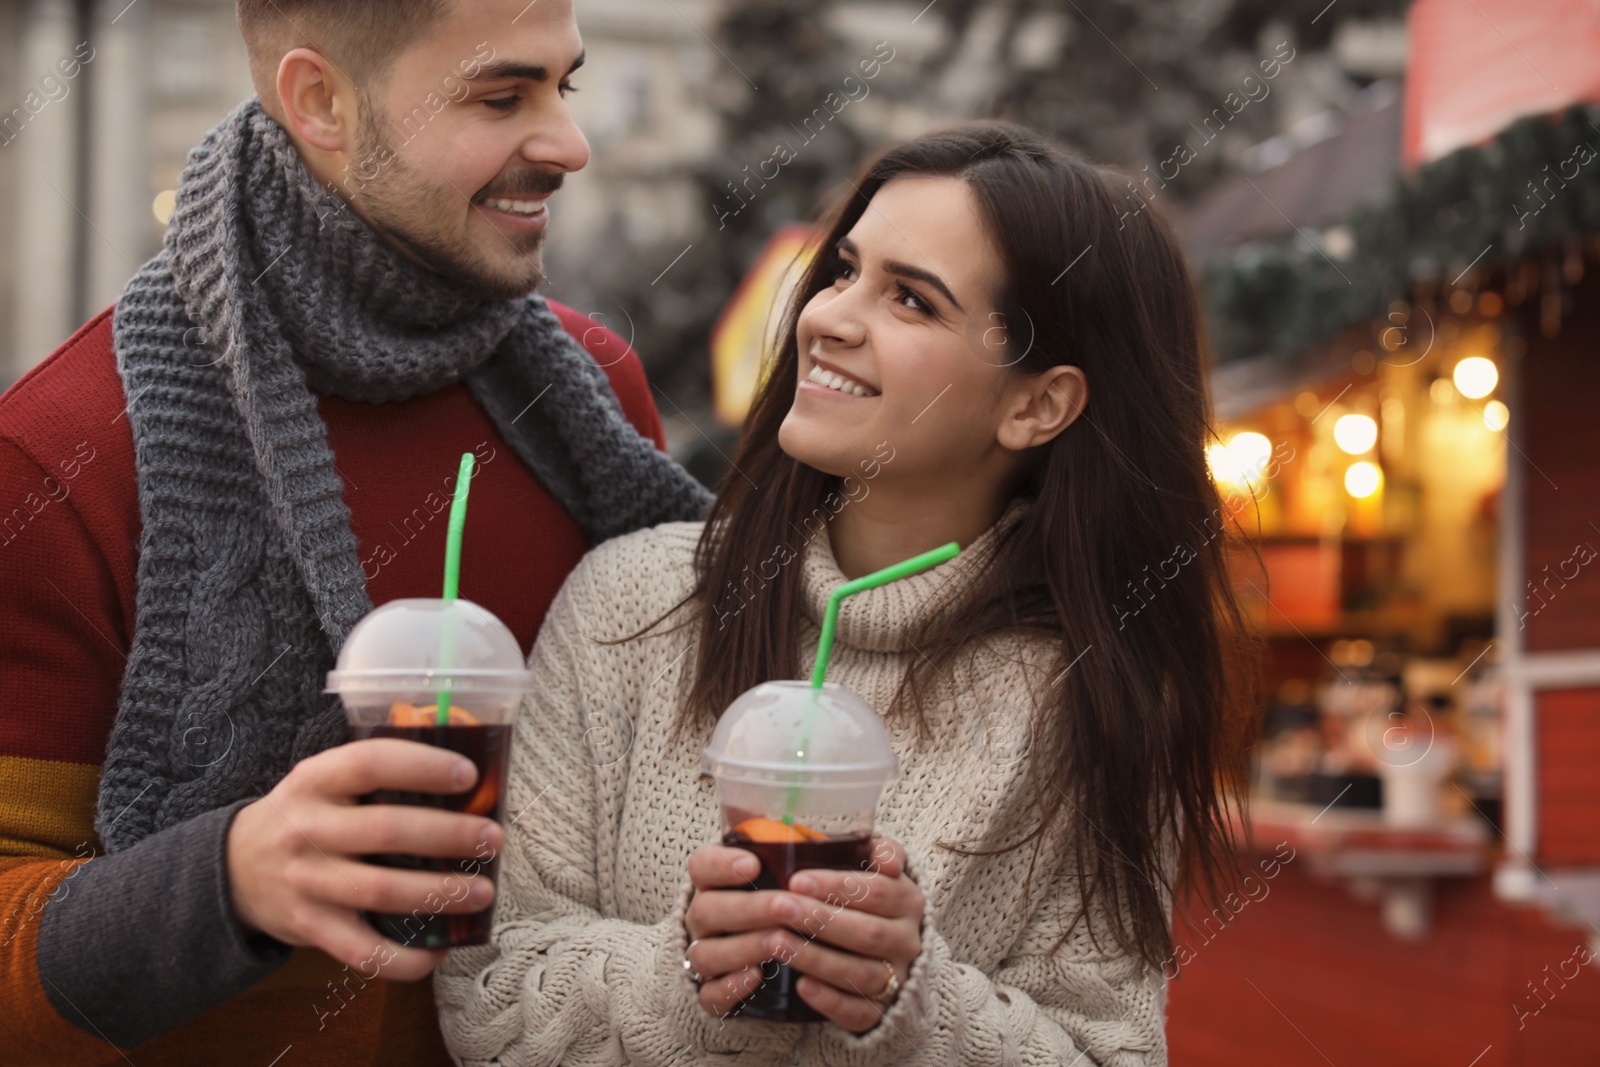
[{"x1": 673, "y1": 122, "x2": 1259, "y2": 972}]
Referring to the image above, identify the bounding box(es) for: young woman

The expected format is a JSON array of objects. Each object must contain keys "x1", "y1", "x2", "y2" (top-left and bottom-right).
[{"x1": 436, "y1": 122, "x2": 1256, "y2": 1066}]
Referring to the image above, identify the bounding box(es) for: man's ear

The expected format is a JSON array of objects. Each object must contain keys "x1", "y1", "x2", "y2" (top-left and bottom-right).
[
  {"x1": 275, "y1": 47, "x2": 359, "y2": 155},
  {"x1": 996, "y1": 364, "x2": 1087, "y2": 452}
]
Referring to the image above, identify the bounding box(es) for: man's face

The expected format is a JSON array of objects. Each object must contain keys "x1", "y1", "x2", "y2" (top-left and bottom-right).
[{"x1": 339, "y1": 0, "x2": 590, "y2": 299}]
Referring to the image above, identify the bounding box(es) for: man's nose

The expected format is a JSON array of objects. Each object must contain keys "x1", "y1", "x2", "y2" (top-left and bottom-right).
[{"x1": 524, "y1": 104, "x2": 591, "y2": 176}]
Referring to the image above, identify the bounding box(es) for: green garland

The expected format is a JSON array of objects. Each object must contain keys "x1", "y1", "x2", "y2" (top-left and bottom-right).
[{"x1": 1201, "y1": 103, "x2": 1600, "y2": 365}]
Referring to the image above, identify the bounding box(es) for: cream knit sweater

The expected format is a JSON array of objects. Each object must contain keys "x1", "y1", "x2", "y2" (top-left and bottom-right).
[{"x1": 435, "y1": 506, "x2": 1169, "y2": 1066}]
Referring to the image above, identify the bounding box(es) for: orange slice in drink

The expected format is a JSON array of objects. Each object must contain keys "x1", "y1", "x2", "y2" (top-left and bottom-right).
[
  {"x1": 388, "y1": 702, "x2": 481, "y2": 727},
  {"x1": 733, "y1": 816, "x2": 826, "y2": 843}
]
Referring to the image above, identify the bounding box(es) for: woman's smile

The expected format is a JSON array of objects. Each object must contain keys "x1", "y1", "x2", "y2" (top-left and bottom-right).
[{"x1": 799, "y1": 356, "x2": 881, "y2": 399}]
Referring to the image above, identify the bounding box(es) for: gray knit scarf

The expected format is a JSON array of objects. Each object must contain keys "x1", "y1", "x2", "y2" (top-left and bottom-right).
[{"x1": 96, "y1": 98, "x2": 711, "y2": 852}]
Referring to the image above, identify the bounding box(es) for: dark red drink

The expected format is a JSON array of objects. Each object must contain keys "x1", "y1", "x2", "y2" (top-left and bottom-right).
[
  {"x1": 722, "y1": 829, "x2": 875, "y2": 1023},
  {"x1": 351, "y1": 722, "x2": 511, "y2": 948}
]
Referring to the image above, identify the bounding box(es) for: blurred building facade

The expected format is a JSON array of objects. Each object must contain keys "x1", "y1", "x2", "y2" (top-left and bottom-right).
[
  {"x1": 0, "y1": 0, "x2": 726, "y2": 386},
  {"x1": 0, "y1": 0, "x2": 1413, "y2": 389}
]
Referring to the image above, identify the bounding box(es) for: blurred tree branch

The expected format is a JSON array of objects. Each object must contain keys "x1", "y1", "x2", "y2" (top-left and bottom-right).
[{"x1": 572, "y1": 0, "x2": 1408, "y2": 435}]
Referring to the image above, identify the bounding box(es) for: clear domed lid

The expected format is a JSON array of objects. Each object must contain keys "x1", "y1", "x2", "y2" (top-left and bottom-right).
[
  {"x1": 325, "y1": 598, "x2": 531, "y2": 695},
  {"x1": 701, "y1": 681, "x2": 899, "y2": 787}
]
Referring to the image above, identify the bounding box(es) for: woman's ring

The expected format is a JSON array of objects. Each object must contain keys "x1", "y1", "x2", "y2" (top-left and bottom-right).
[
  {"x1": 683, "y1": 940, "x2": 704, "y2": 986},
  {"x1": 870, "y1": 959, "x2": 900, "y2": 1006}
]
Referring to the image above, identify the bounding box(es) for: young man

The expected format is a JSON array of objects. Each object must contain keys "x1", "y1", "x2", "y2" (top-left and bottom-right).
[{"x1": 0, "y1": 2, "x2": 710, "y2": 1063}]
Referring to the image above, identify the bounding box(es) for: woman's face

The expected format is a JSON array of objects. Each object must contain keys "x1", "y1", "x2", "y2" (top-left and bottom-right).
[{"x1": 779, "y1": 177, "x2": 1030, "y2": 488}]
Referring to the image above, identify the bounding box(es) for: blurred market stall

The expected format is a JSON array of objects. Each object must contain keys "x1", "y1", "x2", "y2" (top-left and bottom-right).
[{"x1": 1166, "y1": 2, "x2": 1600, "y2": 1063}]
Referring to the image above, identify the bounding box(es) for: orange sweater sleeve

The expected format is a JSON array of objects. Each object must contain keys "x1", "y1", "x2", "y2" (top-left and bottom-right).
[
  {"x1": 0, "y1": 431, "x2": 296, "y2": 1058},
  {"x1": 0, "y1": 856, "x2": 118, "y2": 1064}
]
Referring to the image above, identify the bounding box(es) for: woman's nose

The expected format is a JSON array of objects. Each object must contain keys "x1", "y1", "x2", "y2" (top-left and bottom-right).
[{"x1": 802, "y1": 290, "x2": 867, "y2": 348}]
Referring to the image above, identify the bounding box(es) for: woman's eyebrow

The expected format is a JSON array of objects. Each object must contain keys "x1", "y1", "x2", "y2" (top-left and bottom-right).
[{"x1": 837, "y1": 235, "x2": 965, "y2": 313}]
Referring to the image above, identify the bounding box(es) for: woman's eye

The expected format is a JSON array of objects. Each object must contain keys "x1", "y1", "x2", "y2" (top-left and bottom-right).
[
  {"x1": 482, "y1": 95, "x2": 520, "y2": 111},
  {"x1": 897, "y1": 285, "x2": 931, "y2": 314},
  {"x1": 833, "y1": 260, "x2": 858, "y2": 283},
  {"x1": 559, "y1": 81, "x2": 580, "y2": 98}
]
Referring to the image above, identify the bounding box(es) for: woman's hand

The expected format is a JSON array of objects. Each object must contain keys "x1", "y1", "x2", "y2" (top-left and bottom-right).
[
  {"x1": 681, "y1": 836, "x2": 925, "y2": 1034},
  {"x1": 774, "y1": 836, "x2": 924, "y2": 1033},
  {"x1": 682, "y1": 843, "x2": 791, "y2": 1018}
]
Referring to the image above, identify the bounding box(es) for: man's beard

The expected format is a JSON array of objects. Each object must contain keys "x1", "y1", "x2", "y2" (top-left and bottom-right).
[{"x1": 344, "y1": 115, "x2": 557, "y2": 301}]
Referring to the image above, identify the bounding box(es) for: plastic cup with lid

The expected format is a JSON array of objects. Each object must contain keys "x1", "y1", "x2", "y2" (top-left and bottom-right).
[
  {"x1": 324, "y1": 597, "x2": 533, "y2": 949},
  {"x1": 700, "y1": 680, "x2": 899, "y2": 1022},
  {"x1": 326, "y1": 597, "x2": 533, "y2": 729},
  {"x1": 702, "y1": 679, "x2": 898, "y2": 847}
]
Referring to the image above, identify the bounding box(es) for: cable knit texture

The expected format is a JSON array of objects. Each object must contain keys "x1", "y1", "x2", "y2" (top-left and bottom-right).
[
  {"x1": 436, "y1": 504, "x2": 1169, "y2": 1066},
  {"x1": 98, "y1": 97, "x2": 712, "y2": 852}
]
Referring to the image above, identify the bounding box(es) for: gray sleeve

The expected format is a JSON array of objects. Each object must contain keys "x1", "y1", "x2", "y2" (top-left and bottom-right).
[{"x1": 36, "y1": 797, "x2": 294, "y2": 1048}]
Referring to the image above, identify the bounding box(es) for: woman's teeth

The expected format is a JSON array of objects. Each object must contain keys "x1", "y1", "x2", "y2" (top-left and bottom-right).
[
  {"x1": 807, "y1": 364, "x2": 877, "y2": 397},
  {"x1": 483, "y1": 197, "x2": 547, "y2": 216}
]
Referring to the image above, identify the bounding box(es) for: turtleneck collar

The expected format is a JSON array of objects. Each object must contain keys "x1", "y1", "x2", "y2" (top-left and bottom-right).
[{"x1": 800, "y1": 498, "x2": 1032, "y2": 653}]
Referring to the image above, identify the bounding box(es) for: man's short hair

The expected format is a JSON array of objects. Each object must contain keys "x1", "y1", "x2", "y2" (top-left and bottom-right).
[{"x1": 236, "y1": 0, "x2": 449, "y2": 105}]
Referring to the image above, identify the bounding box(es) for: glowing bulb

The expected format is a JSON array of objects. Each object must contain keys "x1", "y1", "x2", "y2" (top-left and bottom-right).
[
  {"x1": 1453, "y1": 356, "x2": 1498, "y2": 399},
  {"x1": 1345, "y1": 461, "x2": 1382, "y2": 498},
  {"x1": 1484, "y1": 399, "x2": 1509, "y2": 431},
  {"x1": 1333, "y1": 413, "x2": 1378, "y2": 455},
  {"x1": 1227, "y1": 432, "x2": 1273, "y2": 484}
]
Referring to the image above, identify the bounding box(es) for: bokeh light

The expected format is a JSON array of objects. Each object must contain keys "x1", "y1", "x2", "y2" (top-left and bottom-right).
[
  {"x1": 1452, "y1": 356, "x2": 1499, "y2": 399},
  {"x1": 1210, "y1": 431, "x2": 1274, "y2": 486},
  {"x1": 1345, "y1": 461, "x2": 1383, "y2": 498},
  {"x1": 152, "y1": 189, "x2": 177, "y2": 226},
  {"x1": 1484, "y1": 399, "x2": 1509, "y2": 431},
  {"x1": 1334, "y1": 413, "x2": 1378, "y2": 455}
]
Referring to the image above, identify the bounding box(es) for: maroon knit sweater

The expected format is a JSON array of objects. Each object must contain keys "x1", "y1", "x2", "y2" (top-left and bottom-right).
[{"x1": 0, "y1": 300, "x2": 666, "y2": 1065}]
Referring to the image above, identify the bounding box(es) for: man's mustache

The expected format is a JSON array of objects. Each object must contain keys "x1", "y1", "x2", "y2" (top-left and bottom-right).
[{"x1": 476, "y1": 171, "x2": 564, "y2": 200}]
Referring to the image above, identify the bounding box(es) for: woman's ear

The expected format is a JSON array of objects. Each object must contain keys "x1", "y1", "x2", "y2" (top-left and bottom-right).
[{"x1": 996, "y1": 365, "x2": 1088, "y2": 452}]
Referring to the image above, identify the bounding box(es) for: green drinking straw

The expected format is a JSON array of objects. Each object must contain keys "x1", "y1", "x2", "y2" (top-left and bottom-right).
[
  {"x1": 781, "y1": 541, "x2": 961, "y2": 826},
  {"x1": 434, "y1": 452, "x2": 476, "y2": 727}
]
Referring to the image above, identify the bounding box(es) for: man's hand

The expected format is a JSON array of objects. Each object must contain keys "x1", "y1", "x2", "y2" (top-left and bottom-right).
[{"x1": 227, "y1": 738, "x2": 505, "y2": 981}]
